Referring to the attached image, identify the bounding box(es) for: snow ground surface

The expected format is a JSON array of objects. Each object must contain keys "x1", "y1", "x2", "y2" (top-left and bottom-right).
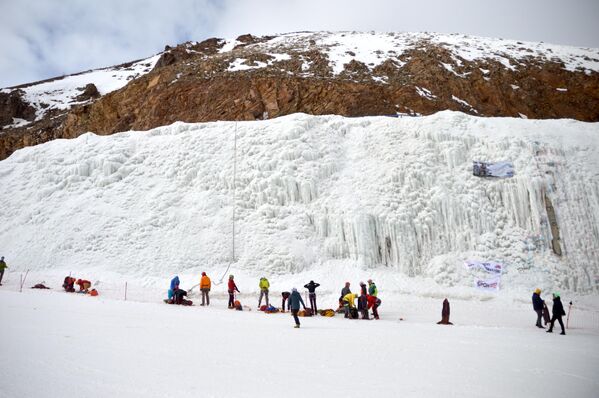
[{"x1": 1, "y1": 285, "x2": 598, "y2": 398}]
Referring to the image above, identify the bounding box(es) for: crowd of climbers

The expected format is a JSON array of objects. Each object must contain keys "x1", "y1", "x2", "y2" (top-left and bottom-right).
[
  {"x1": 164, "y1": 273, "x2": 383, "y2": 328},
  {"x1": 0, "y1": 255, "x2": 570, "y2": 334}
]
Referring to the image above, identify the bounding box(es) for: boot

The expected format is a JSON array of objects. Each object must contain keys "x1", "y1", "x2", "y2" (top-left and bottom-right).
[
  {"x1": 294, "y1": 324, "x2": 300, "y2": 328},
  {"x1": 560, "y1": 331, "x2": 566, "y2": 335},
  {"x1": 546, "y1": 329, "x2": 553, "y2": 333}
]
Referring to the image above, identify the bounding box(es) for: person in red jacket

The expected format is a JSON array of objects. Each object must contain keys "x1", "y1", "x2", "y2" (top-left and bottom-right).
[
  {"x1": 367, "y1": 295, "x2": 381, "y2": 320},
  {"x1": 76, "y1": 279, "x2": 91, "y2": 293},
  {"x1": 227, "y1": 275, "x2": 240, "y2": 308}
]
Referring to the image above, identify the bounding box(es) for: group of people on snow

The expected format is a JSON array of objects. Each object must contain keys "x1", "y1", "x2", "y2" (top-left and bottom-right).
[
  {"x1": 164, "y1": 274, "x2": 381, "y2": 328},
  {"x1": 62, "y1": 276, "x2": 95, "y2": 295},
  {"x1": 532, "y1": 289, "x2": 567, "y2": 335}
]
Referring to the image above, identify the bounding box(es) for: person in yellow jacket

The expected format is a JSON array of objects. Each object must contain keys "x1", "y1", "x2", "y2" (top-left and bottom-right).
[
  {"x1": 200, "y1": 272, "x2": 211, "y2": 306},
  {"x1": 342, "y1": 292, "x2": 358, "y2": 319},
  {"x1": 258, "y1": 277, "x2": 270, "y2": 308},
  {"x1": 0, "y1": 256, "x2": 7, "y2": 286}
]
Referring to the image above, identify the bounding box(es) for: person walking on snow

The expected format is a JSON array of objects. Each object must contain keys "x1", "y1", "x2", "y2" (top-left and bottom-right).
[
  {"x1": 258, "y1": 277, "x2": 270, "y2": 308},
  {"x1": 200, "y1": 272, "x2": 211, "y2": 306},
  {"x1": 303, "y1": 280, "x2": 320, "y2": 314},
  {"x1": 168, "y1": 276, "x2": 180, "y2": 300},
  {"x1": 532, "y1": 288, "x2": 545, "y2": 328},
  {"x1": 0, "y1": 256, "x2": 7, "y2": 286},
  {"x1": 289, "y1": 288, "x2": 307, "y2": 328},
  {"x1": 281, "y1": 291, "x2": 290, "y2": 312},
  {"x1": 547, "y1": 292, "x2": 567, "y2": 335},
  {"x1": 227, "y1": 275, "x2": 240, "y2": 308}
]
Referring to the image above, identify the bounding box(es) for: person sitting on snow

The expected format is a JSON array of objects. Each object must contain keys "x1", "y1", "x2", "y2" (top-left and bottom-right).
[
  {"x1": 62, "y1": 276, "x2": 76, "y2": 293},
  {"x1": 168, "y1": 276, "x2": 180, "y2": 301},
  {"x1": 200, "y1": 272, "x2": 211, "y2": 306},
  {"x1": 173, "y1": 288, "x2": 191, "y2": 305}
]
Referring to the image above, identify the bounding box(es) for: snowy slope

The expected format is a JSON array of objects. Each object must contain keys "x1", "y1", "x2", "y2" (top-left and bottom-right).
[
  {"x1": 219, "y1": 31, "x2": 599, "y2": 76},
  {"x1": 1, "y1": 112, "x2": 598, "y2": 297},
  {"x1": 1, "y1": 54, "x2": 161, "y2": 124}
]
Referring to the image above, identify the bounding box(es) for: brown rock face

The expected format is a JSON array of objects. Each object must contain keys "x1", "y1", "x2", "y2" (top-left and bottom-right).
[
  {"x1": 1, "y1": 32, "x2": 599, "y2": 160},
  {"x1": 0, "y1": 90, "x2": 36, "y2": 126}
]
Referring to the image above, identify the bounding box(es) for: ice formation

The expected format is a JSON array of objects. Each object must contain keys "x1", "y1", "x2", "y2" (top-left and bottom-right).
[{"x1": 0, "y1": 112, "x2": 598, "y2": 293}]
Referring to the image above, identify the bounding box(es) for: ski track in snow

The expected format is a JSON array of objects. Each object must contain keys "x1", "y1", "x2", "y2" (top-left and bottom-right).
[{"x1": 0, "y1": 111, "x2": 598, "y2": 301}]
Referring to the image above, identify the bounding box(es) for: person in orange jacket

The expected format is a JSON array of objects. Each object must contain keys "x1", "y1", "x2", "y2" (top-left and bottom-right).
[
  {"x1": 76, "y1": 279, "x2": 91, "y2": 293},
  {"x1": 200, "y1": 272, "x2": 211, "y2": 306}
]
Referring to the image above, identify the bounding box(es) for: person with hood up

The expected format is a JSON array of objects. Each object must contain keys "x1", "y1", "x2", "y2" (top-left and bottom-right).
[
  {"x1": 547, "y1": 292, "x2": 567, "y2": 335},
  {"x1": 228, "y1": 275, "x2": 240, "y2": 308},
  {"x1": 532, "y1": 288, "x2": 545, "y2": 328},
  {"x1": 200, "y1": 272, "x2": 211, "y2": 306},
  {"x1": 258, "y1": 277, "x2": 270, "y2": 308},
  {"x1": 358, "y1": 282, "x2": 369, "y2": 319},
  {"x1": 303, "y1": 280, "x2": 320, "y2": 314},
  {"x1": 168, "y1": 276, "x2": 180, "y2": 300},
  {"x1": 0, "y1": 256, "x2": 7, "y2": 286},
  {"x1": 288, "y1": 287, "x2": 306, "y2": 328}
]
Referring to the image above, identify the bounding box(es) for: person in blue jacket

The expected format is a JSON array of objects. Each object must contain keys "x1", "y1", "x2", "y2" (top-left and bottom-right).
[
  {"x1": 168, "y1": 276, "x2": 180, "y2": 300},
  {"x1": 288, "y1": 288, "x2": 306, "y2": 328},
  {"x1": 532, "y1": 288, "x2": 544, "y2": 328}
]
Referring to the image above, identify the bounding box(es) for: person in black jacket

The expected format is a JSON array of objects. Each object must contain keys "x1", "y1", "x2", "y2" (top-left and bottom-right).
[
  {"x1": 546, "y1": 292, "x2": 566, "y2": 335},
  {"x1": 289, "y1": 288, "x2": 306, "y2": 328},
  {"x1": 532, "y1": 288, "x2": 545, "y2": 328},
  {"x1": 303, "y1": 280, "x2": 320, "y2": 314}
]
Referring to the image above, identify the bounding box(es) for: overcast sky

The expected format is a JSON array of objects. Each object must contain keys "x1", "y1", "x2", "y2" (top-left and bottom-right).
[{"x1": 1, "y1": 0, "x2": 598, "y2": 88}]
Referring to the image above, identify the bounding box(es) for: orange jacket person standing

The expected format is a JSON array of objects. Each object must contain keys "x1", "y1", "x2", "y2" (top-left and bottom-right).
[{"x1": 200, "y1": 272, "x2": 211, "y2": 306}]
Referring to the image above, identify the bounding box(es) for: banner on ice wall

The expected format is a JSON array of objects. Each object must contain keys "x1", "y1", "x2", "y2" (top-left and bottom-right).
[
  {"x1": 473, "y1": 161, "x2": 515, "y2": 178},
  {"x1": 464, "y1": 260, "x2": 503, "y2": 274},
  {"x1": 475, "y1": 276, "x2": 501, "y2": 291}
]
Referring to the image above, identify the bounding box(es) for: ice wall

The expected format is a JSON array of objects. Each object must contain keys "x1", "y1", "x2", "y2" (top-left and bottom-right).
[{"x1": 0, "y1": 112, "x2": 598, "y2": 292}]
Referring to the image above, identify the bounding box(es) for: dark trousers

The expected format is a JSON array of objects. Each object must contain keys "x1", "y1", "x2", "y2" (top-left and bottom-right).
[
  {"x1": 282, "y1": 296, "x2": 289, "y2": 311},
  {"x1": 228, "y1": 291, "x2": 235, "y2": 307},
  {"x1": 549, "y1": 314, "x2": 565, "y2": 332},
  {"x1": 309, "y1": 293, "x2": 317, "y2": 313},
  {"x1": 535, "y1": 309, "x2": 543, "y2": 327},
  {"x1": 291, "y1": 309, "x2": 300, "y2": 325},
  {"x1": 201, "y1": 289, "x2": 210, "y2": 305},
  {"x1": 372, "y1": 303, "x2": 379, "y2": 319},
  {"x1": 0, "y1": 269, "x2": 4, "y2": 284}
]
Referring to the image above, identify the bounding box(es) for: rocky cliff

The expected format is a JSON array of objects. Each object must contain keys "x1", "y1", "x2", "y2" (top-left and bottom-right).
[{"x1": 1, "y1": 31, "x2": 598, "y2": 160}]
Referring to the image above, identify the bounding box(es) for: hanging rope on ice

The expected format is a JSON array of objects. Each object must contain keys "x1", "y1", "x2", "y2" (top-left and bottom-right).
[{"x1": 215, "y1": 122, "x2": 238, "y2": 285}]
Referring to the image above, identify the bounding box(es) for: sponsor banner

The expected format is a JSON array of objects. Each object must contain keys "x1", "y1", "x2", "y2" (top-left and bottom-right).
[
  {"x1": 464, "y1": 260, "x2": 503, "y2": 274},
  {"x1": 475, "y1": 276, "x2": 501, "y2": 291},
  {"x1": 473, "y1": 161, "x2": 515, "y2": 178}
]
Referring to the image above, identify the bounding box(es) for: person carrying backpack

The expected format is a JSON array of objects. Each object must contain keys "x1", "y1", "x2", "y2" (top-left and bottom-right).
[
  {"x1": 288, "y1": 288, "x2": 306, "y2": 328},
  {"x1": 0, "y1": 256, "x2": 7, "y2": 286},
  {"x1": 228, "y1": 275, "x2": 240, "y2": 308},
  {"x1": 200, "y1": 272, "x2": 211, "y2": 306},
  {"x1": 547, "y1": 292, "x2": 567, "y2": 335},
  {"x1": 342, "y1": 292, "x2": 358, "y2": 319},
  {"x1": 303, "y1": 280, "x2": 320, "y2": 314},
  {"x1": 532, "y1": 288, "x2": 545, "y2": 328},
  {"x1": 258, "y1": 277, "x2": 270, "y2": 308}
]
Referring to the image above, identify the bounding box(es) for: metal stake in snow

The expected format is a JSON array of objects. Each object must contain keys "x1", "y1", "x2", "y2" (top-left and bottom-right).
[
  {"x1": 124, "y1": 281, "x2": 128, "y2": 301},
  {"x1": 218, "y1": 122, "x2": 238, "y2": 284},
  {"x1": 19, "y1": 269, "x2": 29, "y2": 292}
]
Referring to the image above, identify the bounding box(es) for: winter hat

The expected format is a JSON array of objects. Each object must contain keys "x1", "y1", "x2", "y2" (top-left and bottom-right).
[
  {"x1": 0, "y1": 256, "x2": 3, "y2": 260},
  {"x1": 360, "y1": 281, "x2": 365, "y2": 286},
  {"x1": 368, "y1": 279, "x2": 373, "y2": 284},
  {"x1": 345, "y1": 281, "x2": 350, "y2": 286},
  {"x1": 534, "y1": 288, "x2": 541, "y2": 294},
  {"x1": 553, "y1": 292, "x2": 560, "y2": 298},
  {"x1": 229, "y1": 275, "x2": 234, "y2": 279},
  {"x1": 202, "y1": 272, "x2": 206, "y2": 276},
  {"x1": 292, "y1": 287, "x2": 297, "y2": 292}
]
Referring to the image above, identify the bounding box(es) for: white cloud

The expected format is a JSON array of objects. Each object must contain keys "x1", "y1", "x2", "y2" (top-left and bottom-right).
[{"x1": 0, "y1": 0, "x2": 597, "y2": 88}]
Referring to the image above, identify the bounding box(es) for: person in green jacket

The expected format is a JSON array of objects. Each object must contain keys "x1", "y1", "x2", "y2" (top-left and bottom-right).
[
  {"x1": 368, "y1": 279, "x2": 378, "y2": 297},
  {"x1": 258, "y1": 277, "x2": 270, "y2": 308},
  {"x1": 0, "y1": 256, "x2": 7, "y2": 286}
]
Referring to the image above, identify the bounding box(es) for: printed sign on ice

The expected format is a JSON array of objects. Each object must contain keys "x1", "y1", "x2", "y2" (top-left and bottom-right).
[
  {"x1": 464, "y1": 260, "x2": 503, "y2": 274},
  {"x1": 475, "y1": 276, "x2": 501, "y2": 291}
]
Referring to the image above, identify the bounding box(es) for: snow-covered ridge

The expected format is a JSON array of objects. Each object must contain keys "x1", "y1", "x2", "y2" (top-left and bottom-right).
[
  {"x1": 218, "y1": 31, "x2": 599, "y2": 75},
  {"x1": 1, "y1": 112, "x2": 598, "y2": 294},
  {"x1": 1, "y1": 54, "x2": 161, "y2": 124}
]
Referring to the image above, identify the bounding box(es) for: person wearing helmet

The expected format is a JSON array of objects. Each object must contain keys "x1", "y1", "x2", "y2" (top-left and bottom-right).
[
  {"x1": 200, "y1": 272, "x2": 211, "y2": 306},
  {"x1": 228, "y1": 275, "x2": 240, "y2": 308},
  {"x1": 288, "y1": 287, "x2": 306, "y2": 328},
  {"x1": 547, "y1": 292, "x2": 567, "y2": 335},
  {"x1": 532, "y1": 288, "x2": 545, "y2": 328},
  {"x1": 258, "y1": 277, "x2": 270, "y2": 308}
]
